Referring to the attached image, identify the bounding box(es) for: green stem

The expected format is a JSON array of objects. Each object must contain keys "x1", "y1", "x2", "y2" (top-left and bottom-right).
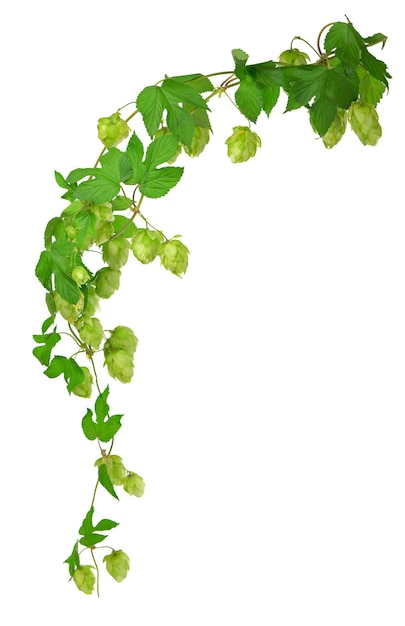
[{"x1": 90, "y1": 548, "x2": 100, "y2": 598}]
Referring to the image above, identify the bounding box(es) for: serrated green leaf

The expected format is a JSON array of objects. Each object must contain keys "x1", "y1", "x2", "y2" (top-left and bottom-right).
[
  {"x1": 137, "y1": 85, "x2": 166, "y2": 138},
  {"x1": 126, "y1": 132, "x2": 144, "y2": 179},
  {"x1": 99, "y1": 148, "x2": 133, "y2": 183},
  {"x1": 44, "y1": 356, "x2": 84, "y2": 393},
  {"x1": 363, "y1": 32, "x2": 387, "y2": 48},
  {"x1": 79, "y1": 533, "x2": 107, "y2": 547},
  {"x1": 324, "y1": 21, "x2": 362, "y2": 73},
  {"x1": 64, "y1": 542, "x2": 80, "y2": 577},
  {"x1": 55, "y1": 171, "x2": 70, "y2": 190},
  {"x1": 235, "y1": 74, "x2": 263, "y2": 122},
  {"x1": 232, "y1": 48, "x2": 249, "y2": 69},
  {"x1": 79, "y1": 507, "x2": 94, "y2": 536},
  {"x1": 67, "y1": 168, "x2": 98, "y2": 184},
  {"x1": 44, "y1": 217, "x2": 67, "y2": 249},
  {"x1": 111, "y1": 195, "x2": 134, "y2": 211},
  {"x1": 139, "y1": 166, "x2": 184, "y2": 199},
  {"x1": 82, "y1": 408, "x2": 98, "y2": 441},
  {"x1": 165, "y1": 102, "x2": 194, "y2": 147},
  {"x1": 95, "y1": 387, "x2": 110, "y2": 423},
  {"x1": 260, "y1": 84, "x2": 280, "y2": 116},
  {"x1": 72, "y1": 209, "x2": 96, "y2": 250},
  {"x1": 93, "y1": 518, "x2": 119, "y2": 531},
  {"x1": 41, "y1": 316, "x2": 55, "y2": 333},
  {"x1": 144, "y1": 134, "x2": 179, "y2": 169},
  {"x1": 32, "y1": 329, "x2": 61, "y2": 366},
  {"x1": 357, "y1": 66, "x2": 386, "y2": 105},
  {"x1": 170, "y1": 73, "x2": 214, "y2": 93},
  {"x1": 98, "y1": 464, "x2": 119, "y2": 499},
  {"x1": 98, "y1": 414, "x2": 123, "y2": 442},
  {"x1": 74, "y1": 177, "x2": 120, "y2": 203},
  {"x1": 310, "y1": 94, "x2": 337, "y2": 137},
  {"x1": 161, "y1": 78, "x2": 209, "y2": 111},
  {"x1": 35, "y1": 241, "x2": 81, "y2": 304}
]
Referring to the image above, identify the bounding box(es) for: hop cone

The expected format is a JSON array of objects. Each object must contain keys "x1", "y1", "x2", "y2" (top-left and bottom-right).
[
  {"x1": 97, "y1": 112, "x2": 130, "y2": 148},
  {"x1": 94, "y1": 268, "x2": 121, "y2": 299},
  {"x1": 54, "y1": 291, "x2": 84, "y2": 323},
  {"x1": 73, "y1": 565, "x2": 96, "y2": 594},
  {"x1": 132, "y1": 229, "x2": 163, "y2": 264},
  {"x1": 102, "y1": 238, "x2": 130, "y2": 269},
  {"x1": 225, "y1": 126, "x2": 261, "y2": 163},
  {"x1": 75, "y1": 316, "x2": 104, "y2": 350},
  {"x1": 95, "y1": 455, "x2": 127, "y2": 485},
  {"x1": 71, "y1": 366, "x2": 93, "y2": 398},
  {"x1": 103, "y1": 550, "x2": 130, "y2": 582},
  {"x1": 122, "y1": 471, "x2": 145, "y2": 497},
  {"x1": 107, "y1": 326, "x2": 138, "y2": 355},
  {"x1": 320, "y1": 108, "x2": 347, "y2": 148},
  {"x1": 184, "y1": 126, "x2": 210, "y2": 157},
  {"x1": 348, "y1": 102, "x2": 382, "y2": 146},
  {"x1": 92, "y1": 203, "x2": 114, "y2": 245},
  {"x1": 104, "y1": 347, "x2": 134, "y2": 383},
  {"x1": 158, "y1": 239, "x2": 189, "y2": 277},
  {"x1": 278, "y1": 48, "x2": 310, "y2": 65}
]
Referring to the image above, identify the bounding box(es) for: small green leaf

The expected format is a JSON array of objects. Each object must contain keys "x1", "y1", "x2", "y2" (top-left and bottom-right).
[
  {"x1": 98, "y1": 464, "x2": 119, "y2": 500},
  {"x1": 81, "y1": 409, "x2": 98, "y2": 441},
  {"x1": 137, "y1": 85, "x2": 166, "y2": 138},
  {"x1": 79, "y1": 506, "x2": 94, "y2": 536},
  {"x1": 44, "y1": 356, "x2": 84, "y2": 393},
  {"x1": 54, "y1": 170, "x2": 70, "y2": 190},
  {"x1": 95, "y1": 386, "x2": 110, "y2": 423},
  {"x1": 32, "y1": 329, "x2": 61, "y2": 366},
  {"x1": 93, "y1": 518, "x2": 119, "y2": 531},
  {"x1": 235, "y1": 74, "x2": 263, "y2": 122},
  {"x1": 98, "y1": 414, "x2": 123, "y2": 442},
  {"x1": 64, "y1": 541, "x2": 80, "y2": 578},
  {"x1": 170, "y1": 73, "x2": 214, "y2": 93},
  {"x1": 79, "y1": 533, "x2": 107, "y2": 547}
]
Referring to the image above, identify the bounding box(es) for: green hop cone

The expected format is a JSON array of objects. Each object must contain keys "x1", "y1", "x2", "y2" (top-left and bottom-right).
[
  {"x1": 184, "y1": 126, "x2": 210, "y2": 157},
  {"x1": 83, "y1": 286, "x2": 99, "y2": 317},
  {"x1": 107, "y1": 326, "x2": 138, "y2": 355},
  {"x1": 104, "y1": 347, "x2": 134, "y2": 383},
  {"x1": 102, "y1": 237, "x2": 130, "y2": 270},
  {"x1": 122, "y1": 471, "x2": 145, "y2": 497},
  {"x1": 103, "y1": 550, "x2": 130, "y2": 583},
  {"x1": 278, "y1": 48, "x2": 310, "y2": 65},
  {"x1": 158, "y1": 239, "x2": 189, "y2": 277},
  {"x1": 95, "y1": 454, "x2": 127, "y2": 485},
  {"x1": 154, "y1": 127, "x2": 182, "y2": 163},
  {"x1": 73, "y1": 565, "x2": 96, "y2": 595},
  {"x1": 74, "y1": 316, "x2": 104, "y2": 350},
  {"x1": 92, "y1": 203, "x2": 114, "y2": 245},
  {"x1": 348, "y1": 102, "x2": 382, "y2": 146},
  {"x1": 94, "y1": 268, "x2": 121, "y2": 299},
  {"x1": 71, "y1": 266, "x2": 91, "y2": 286},
  {"x1": 97, "y1": 112, "x2": 130, "y2": 148},
  {"x1": 54, "y1": 291, "x2": 84, "y2": 323},
  {"x1": 225, "y1": 126, "x2": 261, "y2": 163},
  {"x1": 71, "y1": 366, "x2": 93, "y2": 398},
  {"x1": 132, "y1": 229, "x2": 163, "y2": 264}
]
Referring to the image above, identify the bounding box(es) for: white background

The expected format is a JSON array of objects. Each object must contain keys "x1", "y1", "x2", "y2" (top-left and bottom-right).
[{"x1": 1, "y1": 1, "x2": 404, "y2": 624}]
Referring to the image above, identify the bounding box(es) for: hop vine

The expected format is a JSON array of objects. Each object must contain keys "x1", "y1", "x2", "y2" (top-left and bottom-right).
[{"x1": 33, "y1": 16, "x2": 391, "y2": 596}]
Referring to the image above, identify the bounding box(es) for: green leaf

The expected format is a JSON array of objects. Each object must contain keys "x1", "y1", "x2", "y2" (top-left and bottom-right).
[
  {"x1": 72, "y1": 209, "x2": 96, "y2": 250},
  {"x1": 139, "y1": 166, "x2": 184, "y2": 199},
  {"x1": 32, "y1": 329, "x2": 61, "y2": 366},
  {"x1": 98, "y1": 414, "x2": 123, "y2": 442},
  {"x1": 144, "y1": 134, "x2": 180, "y2": 170},
  {"x1": 64, "y1": 541, "x2": 80, "y2": 577},
  {"x1": 67, "y1": 168, "x2": 97, "y2": 184},
  {"x1": 79, "y1": 507, "x2": 94, "y2": 536},
  {"x1": 261, "y1": 84, "x2": 280, "y2": 116},
  {"x1": 98, "y1": 464, "x2": 119, "y2": 499},
  {"x1": 164, "y1": 101, "x2": 195, "y2": 147},
  {"x1": 232, "y1": 48, "x2": 249, "y2": 71},
  {"x1": 81, "y1": 409, "x2": 98, "y2": 441},
  {"x1": 55, "y1": 170, "x2": 70, "y2": 190},
  {"x1": 93, "y1": 518, "x2": 119, "y2": 532},
  {"x1": 111, "y1": 195, "x2": 134, "y2": 211},
  {"x1": 235, "y1": 74, "x2": 263, "y2": 122},
  {"x1": 95, "y1": 387, "x2": 110, "y2": 423},
  {"x1": 113, "y1": 215, "x2": 137, "y2": 238},
  {"x1": 136, "y1": 85, "x2": 166, "y2": 138},
  {"x1": 161, "y1": 78, "x2": 209, "y2": 111},
  {"x1": 44, "y1": 356, "x2": 84, "y2": 393},
  {"x1": 73, "y1": 149, "x2": 133, "y2": 203},
  {"x1": 99, "y1": 148, "x2": 133, "y2": 183},
  {"x1": 41, "y1": 316, "x2": 55, "y2": 333},
  {"x1": 126, "y1": 132, "x2": 144, "y2": 181},
  {"x1": 79, "y1": 533, "x2": 107, "y2": 547},
  {"x1": 74, "y1": 177, "x2": 120, "y2": 204},
  {"x1": 44, "y1": 217, "x2": 67, "y2": 249},
  {"x1": 35, "y1": 240, "x2": 81, "y2": 304},
  {"x1": 310, "y1": 94, "x2": 337, "y2": 137},
  {"x1": 357, "y1": 66, "x2": 386, "y2": 105}
]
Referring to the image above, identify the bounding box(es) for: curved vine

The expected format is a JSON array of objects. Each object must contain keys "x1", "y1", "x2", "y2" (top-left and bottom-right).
[{"x1": 33, "y1": 17, "x2": 391, "y2": 596}]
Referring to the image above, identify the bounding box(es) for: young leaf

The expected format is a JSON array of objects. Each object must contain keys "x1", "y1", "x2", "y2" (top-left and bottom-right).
[
  {"x1": 64, "y1": 541, "x2": 80, "y2": 577},
  {"x1": 79, "y1": 533, "x2": 107, "y2": 547},
  {"x1": 79, "y1": 507, "x2": 94, "y2": 536},
  {"x1": 98, "y1": 464, "x2": 119, "y2": 500},
  {"x1": 32, "y1": 329, "x2": 61, "y2": 366},
  {"x1": 97, "y1": 414, "x2": 123, "y2": 442},
  {"x1": 95, "y1": 386, "x2": 110, "y2": 423},
  {"x1": 81, "y1": 409, "x2": 98, "y2": 441},
  {"x1": 93, "y1": 518, "x2": 119, "y2": 532},
  {"x1": 44, "y1": 356, "x2": 84, "y2": 393}
]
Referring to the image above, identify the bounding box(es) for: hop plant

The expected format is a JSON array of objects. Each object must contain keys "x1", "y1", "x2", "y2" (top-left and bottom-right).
[
  {"x1": 158, "y1": 239, "x2": 189, "y2": 277},
  {"x1": 184, "y1": 126, "x2": 210, "y2": 157},
  {"x1": 71, "y1": 366, "x2": 93, "y2": 398},
  {"x1": 278, "y1": 48, "x2": 310, "y2": 65},
  {"x1": 94, "y1": 268, "x2": 121, "y2": 299},
  {"x1": 132, "y1": 229, "x2": 163, "y2": 264},
  {"x1": 348, "y1": 102, "x2": 382, "y2": 146},
  {"x1": 92, "y1": 203, "x2": 115, "y2": 245},
  {"x1": 122, "y1": 471, "x2": 145, "y2": 497},
  {"x1": 73, "y1": 565, "x2": 96, "y2": 595},
  {"x1": 103, "y1": 550, "x2": 130, "y2": 583},
  {"x1": 72, "y1": 266, "x2": 91, "y2": 286},
  {"x1": 97, "y1": 112, "x2": 130, "y2": 148},
  {"x1": 74, "y1": 316, "x2": 104, "y2": 350},
  {"x1": 102, "y1": 238, "x2": 130, "y2": 270},
  {"x1": 154, "y1": 127, "x2": 182, "y2": 163},
  {"x1": 225, "y1": 126, "x2": 261, "y2": 163}
]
